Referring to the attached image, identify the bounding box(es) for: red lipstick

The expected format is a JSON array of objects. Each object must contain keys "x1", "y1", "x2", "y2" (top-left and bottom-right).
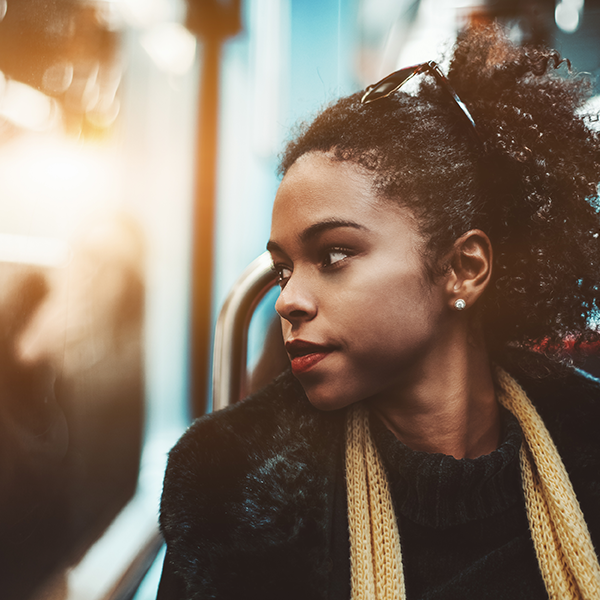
[{"x1": 285, "y1": 340, "x2": 333, "y2": 375}]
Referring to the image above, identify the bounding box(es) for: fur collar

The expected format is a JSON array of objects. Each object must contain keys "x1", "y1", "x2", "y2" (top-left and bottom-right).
[
  {"x1": 160, "y1": 370, "x2": 344, "y2": 600},
  {"x1": 160, "y1": 361, "x2": 600, "y2": 600}
]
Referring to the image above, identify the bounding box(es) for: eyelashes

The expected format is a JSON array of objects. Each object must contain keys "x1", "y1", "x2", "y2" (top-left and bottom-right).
[
  {"x1": 271, "y1": 247, "x2": 353, "y2": 289},
  {"x1": 322, "y1": 247, "x2": 350, "y2": 267},
  {"x1": 272, "y1": 263, "x2": 292, "y2": 288}
]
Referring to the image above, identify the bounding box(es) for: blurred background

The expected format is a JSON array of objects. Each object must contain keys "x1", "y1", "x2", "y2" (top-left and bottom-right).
[{"x1": 0, "y1": 0, "x2": 598, "y2": 598}]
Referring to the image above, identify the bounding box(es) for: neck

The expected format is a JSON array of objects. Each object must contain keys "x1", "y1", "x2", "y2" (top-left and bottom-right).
[{"x1": 369, "y1": 329, "x2": 500, "y2": 460}]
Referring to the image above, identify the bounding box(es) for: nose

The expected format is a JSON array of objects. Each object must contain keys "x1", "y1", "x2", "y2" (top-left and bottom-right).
[{"x1": 275, "y1": 272, "x2": 317, "y2": 325}]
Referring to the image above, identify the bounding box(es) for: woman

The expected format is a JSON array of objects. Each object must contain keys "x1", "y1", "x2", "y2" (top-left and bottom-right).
[{"x1": 158, "y1": 25, "x2": 600, "y2": 599}]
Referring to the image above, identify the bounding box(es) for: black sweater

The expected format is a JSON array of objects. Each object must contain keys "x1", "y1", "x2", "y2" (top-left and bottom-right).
[{"x1": 158, "y1": 363, "x2": 600, "y2": 600}]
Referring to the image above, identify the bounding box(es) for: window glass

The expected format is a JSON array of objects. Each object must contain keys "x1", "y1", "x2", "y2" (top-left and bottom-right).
[{"x1": 0, "y1": 1, "x2": 192, "y2": 597}]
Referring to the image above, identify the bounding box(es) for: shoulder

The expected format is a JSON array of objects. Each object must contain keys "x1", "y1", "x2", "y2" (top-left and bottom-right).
[
  {"x1": 505, "y1": 351, "x2": 600, "y2": 457},
  {"x1": 507, "y1": 356, "x2": 600, "y2": 437},
  {"x1": 159, "y1": 370, "x2": 344, "y2": 598},
  {"x1": 161, "y1": 370, "x2": 339, "y2": 506},
  {"x1": 500, "y1": 347, "x2": 600, "y2": 416},
  {"x1": 506, "y1": 354, "x2": 600, "y2": 544}
]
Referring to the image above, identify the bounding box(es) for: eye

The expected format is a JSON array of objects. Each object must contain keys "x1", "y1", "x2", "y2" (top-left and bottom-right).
[
  {"x1": 272, "y1": 264, "x2": 292, "y2": 288},
  {"x1": 322, "y1": 248, "x2": 350, "y2": 268}
]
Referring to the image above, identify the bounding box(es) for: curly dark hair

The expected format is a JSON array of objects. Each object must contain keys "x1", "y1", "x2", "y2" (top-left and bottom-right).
[{"x1": 278, "y1": 24, "x2": 600, "y2": 367}]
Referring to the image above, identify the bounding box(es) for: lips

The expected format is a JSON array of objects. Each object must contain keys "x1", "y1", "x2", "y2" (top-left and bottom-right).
[{"x1": 285, "y1": 339, "x2": 333, "y2": 375}]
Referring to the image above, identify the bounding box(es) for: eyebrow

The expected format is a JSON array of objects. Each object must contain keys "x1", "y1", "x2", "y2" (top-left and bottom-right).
[
  {"x1": 300, "y1": 219, "x2": 366, "y2": 242},
  {"x1": 267, "y1": 219, "x2": 366, "y2": 253}
]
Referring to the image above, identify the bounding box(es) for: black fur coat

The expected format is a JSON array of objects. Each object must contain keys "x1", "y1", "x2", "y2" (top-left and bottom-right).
[{"x1": 158, "y1": 364, "x2": 600, "y2": 600}]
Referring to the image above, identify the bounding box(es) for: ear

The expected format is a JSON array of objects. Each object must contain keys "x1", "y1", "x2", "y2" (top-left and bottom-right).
[{"x1": 444, "y1": 229, "x2": 492, "y2": 312}]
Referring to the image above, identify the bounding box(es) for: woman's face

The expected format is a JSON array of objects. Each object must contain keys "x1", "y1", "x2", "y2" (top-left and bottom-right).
[{"x1": 268, "y1": 152, "x2": 450, "y2": 410}]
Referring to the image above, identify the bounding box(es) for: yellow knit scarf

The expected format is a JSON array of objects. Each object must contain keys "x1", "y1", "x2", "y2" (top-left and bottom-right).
[{"x1": 344, "y1": 366, "x2": 600, "y2": 600}]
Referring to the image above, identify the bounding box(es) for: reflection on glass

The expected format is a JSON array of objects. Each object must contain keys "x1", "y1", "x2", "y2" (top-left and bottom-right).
[
  {"x1": 0, "y1": 0, "x2": 195, "y2": 598},
  {"x1": 0, "y1": 5, "x2": 146, "y2": 595},
  {"x1": 0, "y1": 215, "x2": 145, "y2": 599}
]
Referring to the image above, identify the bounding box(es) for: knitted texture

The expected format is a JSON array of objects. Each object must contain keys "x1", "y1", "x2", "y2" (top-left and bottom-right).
[
  {"x1": 345, "y1": 369, "x2": 600, "y2": 599},
  {"x1": 345, "y1": 403, "x2": 404, "y2": 600},
  {"x1": 495, "y1": 366, "x2": 600, "y2": 600}
]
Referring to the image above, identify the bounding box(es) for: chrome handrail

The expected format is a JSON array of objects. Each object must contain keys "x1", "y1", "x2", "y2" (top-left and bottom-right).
[
  {"x1": 104, "y1": 529, "x2": 163, "y2": 600},
  {"x1": 212, "y1": 252, "x2": 277, "y2": 411}
]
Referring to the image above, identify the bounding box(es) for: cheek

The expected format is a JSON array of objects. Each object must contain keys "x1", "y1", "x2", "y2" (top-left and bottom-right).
[
  {"x1": 279, "y1": 315, "x2": 290, "y2": 335},
  {"x1": 340, "y1": 284, "x2": 442, "y2": 359},
  {"x1": 339, "y1": 266, "x2": 434, "y2": 326}
]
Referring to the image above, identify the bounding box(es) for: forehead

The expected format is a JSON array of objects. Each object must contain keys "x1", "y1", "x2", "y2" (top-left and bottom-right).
[{"x1": 271, "y1": 153, "x2": 393, "y2": 231}]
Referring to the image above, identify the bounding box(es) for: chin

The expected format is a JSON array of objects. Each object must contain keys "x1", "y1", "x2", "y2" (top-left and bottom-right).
[{"x1": 300, "y1": 381, "x2": 359, "y2": 412}]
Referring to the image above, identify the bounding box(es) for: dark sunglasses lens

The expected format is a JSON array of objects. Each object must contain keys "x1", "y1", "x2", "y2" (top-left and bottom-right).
[{"x1": 362, "y1": 66, "x2": 420, "y2": 103}]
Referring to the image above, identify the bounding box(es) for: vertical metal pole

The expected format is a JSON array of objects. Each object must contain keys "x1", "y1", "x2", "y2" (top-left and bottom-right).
[
  {"x1": 190, "y1": 34, "x2": 221, "y2": 417},
  {"x1": 186, "y1": 0, "x2": 241, "y2": 417}
]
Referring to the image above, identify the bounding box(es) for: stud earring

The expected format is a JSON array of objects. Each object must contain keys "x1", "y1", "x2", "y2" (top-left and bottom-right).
[{"x1": 454, "y1": 298, "x2": 466, "y2": 311}]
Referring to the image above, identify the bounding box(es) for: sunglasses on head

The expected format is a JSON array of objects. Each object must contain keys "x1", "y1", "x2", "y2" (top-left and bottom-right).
[{"x1": 361, "y1": 60, "x2": 482, "y2": 148}]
